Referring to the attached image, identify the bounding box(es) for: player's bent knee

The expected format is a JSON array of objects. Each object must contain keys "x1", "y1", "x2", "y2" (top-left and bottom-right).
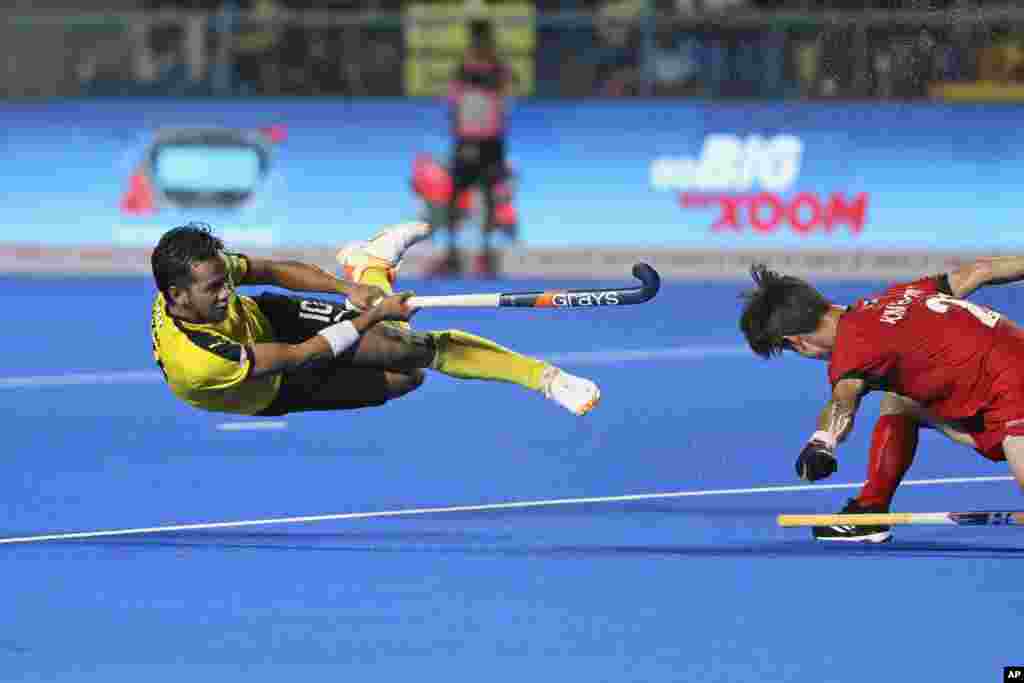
[
  {"x1": 1002, "y1": 436, "x2": 1024, "y2": 489},
  {"x1": 387, "y1": 326, "x2": 436, "y2": 368},
  {"x1": 879, "y1": 393, "x2": 924, "y2": 420},
  {"x1": 879, "y1": 392, "x2": 980, "y2": 447},
  {"x1": 384, "y1": 370, "x2": 426, "y2": 400}
]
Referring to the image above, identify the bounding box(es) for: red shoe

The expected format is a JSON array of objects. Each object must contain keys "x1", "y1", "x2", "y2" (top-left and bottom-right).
[
  {"x1": 472, "y1": 252, "x2": 499, "y2": 279},
  {"x1": 422, "y1": 251, "x2": 462, "y2": 278},
  {"x1": 492, "y1": 202, "x2": 518, "y2": 239}
]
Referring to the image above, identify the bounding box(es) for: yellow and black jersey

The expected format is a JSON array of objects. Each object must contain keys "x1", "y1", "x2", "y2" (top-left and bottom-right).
[{"x1": 150, "y1": 252, "x2": 280, "y2": 415}]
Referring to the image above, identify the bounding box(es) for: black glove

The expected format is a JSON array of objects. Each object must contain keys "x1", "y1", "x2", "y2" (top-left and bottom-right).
[{"x1": 795, "y1": 440, "x2": 838, "y2": 481}]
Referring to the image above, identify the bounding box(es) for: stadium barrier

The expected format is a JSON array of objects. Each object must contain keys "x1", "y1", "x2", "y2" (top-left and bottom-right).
[{"x1": 0, "y1": 243, "x2": 974, "y2": 281}]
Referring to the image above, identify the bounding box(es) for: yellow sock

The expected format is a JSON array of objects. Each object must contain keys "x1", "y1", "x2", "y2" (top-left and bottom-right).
[
  {"x1": 358, "y1": 267, "x2": 410, "y2": 330},
  {"x1": 428, "y1": 329, "x2": 548, "y2": 391}
]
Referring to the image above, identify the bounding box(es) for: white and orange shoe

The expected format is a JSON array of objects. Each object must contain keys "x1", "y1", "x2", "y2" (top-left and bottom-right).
[
  {"x1": 336, "y1": 221, "x2": 432, "y2": 286},
  {"x1": 541, "y1": 366, "x2": 601, "y2": 416}
]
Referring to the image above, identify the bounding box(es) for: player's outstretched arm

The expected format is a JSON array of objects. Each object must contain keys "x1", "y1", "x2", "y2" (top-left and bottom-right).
[
  {"x1": 819, "y1": 378, "x2": 866, "y2": 443},
  {"x1": 795, "y1": 378, "x2": 866, "y2": 481},
  {"x1": 244, "y1": 257, "x2": 385, "y2": 310},
  {"x1": 946, "y1": 256, "x2": 1024, "y2": 299},
  {"x1": 247, "y1": 293, "x2": 417, "y2": 379}
]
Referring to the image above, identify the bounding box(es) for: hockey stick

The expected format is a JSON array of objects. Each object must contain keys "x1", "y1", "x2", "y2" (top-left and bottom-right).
[
  {"x1": 405, "y1": 263, "x2": 661, "y2": 309},
  {"x1": 778, "y1": 511, "x2": 1024, "y2": 527}
]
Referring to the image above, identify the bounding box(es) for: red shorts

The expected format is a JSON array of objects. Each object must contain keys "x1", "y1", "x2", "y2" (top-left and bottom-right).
[
  {"x1": 967, "y1": 413, "x2": 1024, "y2": 462},
  {"x1": 959, "y1": 320, "x2": 1024, "y2": 461},
  {"x1": 971, "y1": 430, "x2": 1009, "y2": 462},
  {"x1": 961, "y1": 372, "x2": 1024, "y2": 463},
  {"x1": 915, "y1": 319, "x2": 1024, "y2": 462}
]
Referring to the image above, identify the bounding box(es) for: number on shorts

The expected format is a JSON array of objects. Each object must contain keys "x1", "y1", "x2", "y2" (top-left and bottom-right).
[
  {"x1": 925, "y1": 294, "x2": 1001, "y2": 328},
  {"x1": 298, "y1": 299, "x2": 341, "y2": 324}
]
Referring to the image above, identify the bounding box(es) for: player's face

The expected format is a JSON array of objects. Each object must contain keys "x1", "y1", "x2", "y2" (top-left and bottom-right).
[
  {"x1": 785, "y1": 335, "x2": 831, "y2": 361},
  {"x1": 179, "y1": 257, "x2": 233, "y2": 324}
]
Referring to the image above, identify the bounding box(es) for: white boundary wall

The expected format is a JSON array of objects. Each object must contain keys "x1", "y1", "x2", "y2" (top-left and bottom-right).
[{"x1": 0, "y1": 243, "x2": 985, "y2": 281}]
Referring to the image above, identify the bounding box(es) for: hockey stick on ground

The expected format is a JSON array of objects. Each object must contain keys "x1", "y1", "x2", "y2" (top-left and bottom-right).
[
  {"x1": 405, "y1": 263, "x2": 661, "y2": 309},
  {"x1": 778, "y1": 511, "x2": 1024, "y2": 527}
]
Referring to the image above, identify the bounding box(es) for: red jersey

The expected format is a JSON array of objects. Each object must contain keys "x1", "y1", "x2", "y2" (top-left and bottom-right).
[
  {"x1": 449, "y1": 58, "x2": 509, "y2": 140},
  {"x1": 828, "y1": 275, "x2": 1024, "y2": 423}
]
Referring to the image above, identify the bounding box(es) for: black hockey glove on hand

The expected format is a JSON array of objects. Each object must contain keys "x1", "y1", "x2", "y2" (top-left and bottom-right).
[{"x1": 795, "y1": 434, "x2": 838, "y2": 481}]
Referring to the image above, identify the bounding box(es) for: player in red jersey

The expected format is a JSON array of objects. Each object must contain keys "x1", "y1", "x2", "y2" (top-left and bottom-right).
[
  {"x1": 427, "y1": 19, "x2": 517, "y2": 278},
  {"x1": 740, "y1": 258, "x2": 1024, "y2": 542}
]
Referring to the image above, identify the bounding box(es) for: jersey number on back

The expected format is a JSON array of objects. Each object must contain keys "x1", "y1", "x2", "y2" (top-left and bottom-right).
[
  {"x1": 457, "y1": 91, "x2": 499, "y2": 136},
  {"x1": 925, "y1": 294, "x2": 1001, "y2": 328}
]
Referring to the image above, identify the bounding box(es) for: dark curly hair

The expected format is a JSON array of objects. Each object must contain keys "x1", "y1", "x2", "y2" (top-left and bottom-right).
[
  {"x1": 151, "y1": 222, "x2": 224, "y2": 296},
  {"x1": 739, "y1": 264, "x2": 831, "y2": 358}
]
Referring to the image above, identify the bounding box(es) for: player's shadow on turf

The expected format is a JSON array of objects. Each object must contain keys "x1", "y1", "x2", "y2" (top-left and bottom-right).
[{"x1": 23, "y1": 532, "x2": 1024, "y2": 560}]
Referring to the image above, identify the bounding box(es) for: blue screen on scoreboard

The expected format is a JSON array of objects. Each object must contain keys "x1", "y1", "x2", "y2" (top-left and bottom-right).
[{"x1": 152, "y1": 144, "x2": 263, "y2": 193}]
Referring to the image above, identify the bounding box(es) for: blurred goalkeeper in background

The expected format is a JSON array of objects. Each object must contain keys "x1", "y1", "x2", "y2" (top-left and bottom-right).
[
  {"x1": 419, "y1": 18, "x2": 517, "y2": 279},
  {"x1": 150, "y1": 221, "x2": 599, "y2": 418}
]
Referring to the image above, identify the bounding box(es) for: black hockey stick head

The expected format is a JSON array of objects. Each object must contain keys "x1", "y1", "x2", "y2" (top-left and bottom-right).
[
  {"x1": 498, "y1": 263, "x2": 662, "y2": 308},
  {"x1": 628, "y1": 262, "x2": 661, "y2": 305}
]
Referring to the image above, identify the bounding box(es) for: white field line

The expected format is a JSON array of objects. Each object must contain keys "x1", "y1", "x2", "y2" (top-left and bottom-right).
[
  {"x1": 216, "y1": 421, "x2": 288, "y2": 432},
  {"x1": 0, "y1": 346, "x2": 749, "y2": 389},
  {"x1": 0, "y1": 475, "x2": 1012, "y2": 545},
  {"x1": 0, "y1": 370, "x2": 162, "y2": 388}
]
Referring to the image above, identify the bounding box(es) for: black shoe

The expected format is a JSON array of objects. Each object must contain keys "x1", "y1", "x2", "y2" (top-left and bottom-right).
[{"x1": 813, "y1": 498, "x2": 893, "y2": 543}]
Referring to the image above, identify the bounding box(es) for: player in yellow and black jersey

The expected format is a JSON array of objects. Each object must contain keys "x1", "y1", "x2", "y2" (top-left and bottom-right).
[{"x1": 150, "y1": 222, "x2": 601, "y2": 417}]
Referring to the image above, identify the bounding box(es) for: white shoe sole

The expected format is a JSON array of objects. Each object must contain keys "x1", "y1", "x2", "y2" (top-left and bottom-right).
[
  {"x1": 574, "y1": 386, "x2": 601, "y2": 416},
  {"x1": 336, "y1": 222, "x2": 431, "y2": 283},
  {"x1": 543, "y1": 368, "x2": 601, "y2": 417},
  {"x1": 814, "y1": 530, "x2": 892, "y2": 543}
]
